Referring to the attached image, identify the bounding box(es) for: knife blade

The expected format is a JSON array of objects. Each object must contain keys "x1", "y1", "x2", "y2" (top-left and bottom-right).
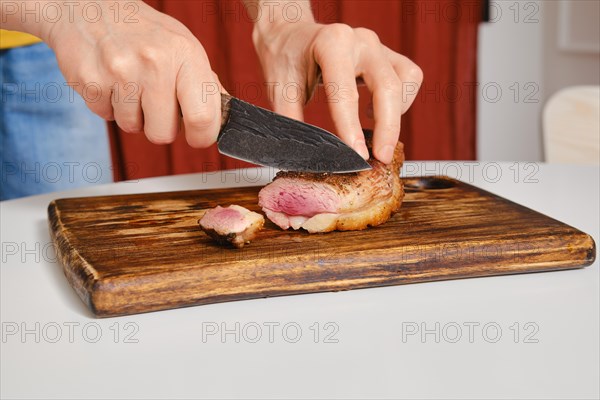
[{"x1": 217, "y1": 93, "x2": 372, "y2": 173}]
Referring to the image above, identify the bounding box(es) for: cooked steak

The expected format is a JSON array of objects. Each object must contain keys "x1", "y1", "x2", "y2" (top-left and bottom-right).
[
  {"x1": 198, "y1": 205, "x2": 264, "y2": 248},
  {"x1": 258, "y1": 136, "x2": 405, "y2": 233}
]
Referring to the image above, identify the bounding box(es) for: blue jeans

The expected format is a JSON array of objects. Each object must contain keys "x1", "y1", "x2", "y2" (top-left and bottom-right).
[{"x1": 1, "y1": 43, "x2": 112, "y2": 201}]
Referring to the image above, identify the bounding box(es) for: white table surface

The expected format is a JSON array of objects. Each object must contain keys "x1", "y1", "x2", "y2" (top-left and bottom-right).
[{"x1": 1, "y1": 162, "x2": 598, "y2": 399}]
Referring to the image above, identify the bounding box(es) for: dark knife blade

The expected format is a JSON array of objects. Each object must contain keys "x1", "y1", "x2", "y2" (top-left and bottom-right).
[{"x1": 217, "y1": 94, "x2": 372, "y2": 173}]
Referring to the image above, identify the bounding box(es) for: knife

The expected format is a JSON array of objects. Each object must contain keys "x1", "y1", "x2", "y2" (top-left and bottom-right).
[{"x1": 217, "y1": 93, "x2": 372, "y2": 173}]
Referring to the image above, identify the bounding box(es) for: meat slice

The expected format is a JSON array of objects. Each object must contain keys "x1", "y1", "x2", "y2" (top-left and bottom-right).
[
  {"x1": 198, "y1": 205, "x2": 264, "y2": 248},
  {"x1": 258, "y1": 136, "x2": 405, "y2": 233}
]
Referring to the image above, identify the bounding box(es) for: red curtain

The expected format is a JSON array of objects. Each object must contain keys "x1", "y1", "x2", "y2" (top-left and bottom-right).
[{"x1": 108, "y1": 0, "x2": 481, "y2": 181}]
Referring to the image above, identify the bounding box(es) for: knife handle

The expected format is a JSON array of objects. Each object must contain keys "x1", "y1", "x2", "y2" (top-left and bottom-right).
[{"x1": 220, "y1": 93, "x2": 234, "y2": 132}]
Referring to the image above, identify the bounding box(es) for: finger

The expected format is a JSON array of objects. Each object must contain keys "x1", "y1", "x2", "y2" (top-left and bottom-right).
[
  {"x1": 384, "y1": 46, "x2": 423, "y2": 113},
  {"x1": 141, "y1": 79, "x2": 178, "y2": 144},
  {"x1": 176, "y1": 57, "x2": 222, "y2": 149},
  {"x1": 111, "y1": 82, "x2": 144, "y2": 134},
  {"x1": 361, "y1": 57, "x2": 403, "y2": 164},
  {"x1": 315, "y1": 51, "x2": 369, "y2": 159},
  {"x1": 79, "y1": 81, "x2": 114, "y2": 122}
]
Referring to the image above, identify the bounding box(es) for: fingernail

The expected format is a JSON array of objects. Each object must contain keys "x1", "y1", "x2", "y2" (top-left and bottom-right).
[
  {"x1": 378, "y1": 145, "x2": 395, "y2": 164},
  {"x1": 353, "y1": 138, "x2": 370, "y2": 159}
]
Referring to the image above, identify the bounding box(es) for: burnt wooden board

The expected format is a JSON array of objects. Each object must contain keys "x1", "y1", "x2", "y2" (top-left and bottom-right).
[{"x1": 48, "y1": 176, "x2": 596, "y2": 317}]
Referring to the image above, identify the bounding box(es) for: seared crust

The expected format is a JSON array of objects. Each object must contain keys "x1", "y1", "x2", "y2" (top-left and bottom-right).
[{"x1": 323, "y1": 164, "x2": 404, "y2": 232}]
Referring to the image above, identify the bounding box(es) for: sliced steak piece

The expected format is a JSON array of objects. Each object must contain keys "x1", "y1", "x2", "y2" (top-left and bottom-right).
[
  {"x1": 198, "y1": 205, "x2": 264, "y2": 248},
  {"x1": 258, "y1": 135, "x2": 405, "y2": 233}
]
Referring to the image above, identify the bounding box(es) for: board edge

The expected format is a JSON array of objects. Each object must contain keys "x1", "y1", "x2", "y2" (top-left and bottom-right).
[{"x1": 47, "y1": 200, "x2": 99, "y2": 316}]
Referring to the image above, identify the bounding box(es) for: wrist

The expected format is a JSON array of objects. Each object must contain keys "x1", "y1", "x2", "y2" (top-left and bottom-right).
[
  {"x1": 1, "y1": 0, "x2": 53, "y2": 39},
  {"x1": 0, "y1": 1, "x2": 144, "y2": 47}
]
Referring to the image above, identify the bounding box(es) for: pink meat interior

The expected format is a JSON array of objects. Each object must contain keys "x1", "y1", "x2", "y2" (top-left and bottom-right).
[
  {"x1": 200, "y1": 206, "x2": 247, "y2": 233},
  {"x1": 258, "y1": 179, "x2": 339, "y2": 217}
]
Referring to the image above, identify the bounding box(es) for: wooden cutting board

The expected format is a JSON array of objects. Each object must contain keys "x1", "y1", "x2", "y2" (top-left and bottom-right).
[{"x1": 48, "y1": 176, "x2": 596, "y2": 317}]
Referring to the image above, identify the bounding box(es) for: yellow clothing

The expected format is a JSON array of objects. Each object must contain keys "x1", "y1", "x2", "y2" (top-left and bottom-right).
[{"x1": 0, "y1": 30, "x2": 42, "y2": 49}]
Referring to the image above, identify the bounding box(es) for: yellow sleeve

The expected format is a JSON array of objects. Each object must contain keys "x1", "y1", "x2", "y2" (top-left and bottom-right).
[{"x1": 0, "y1": 30, "x2": 43, "y2": 49}]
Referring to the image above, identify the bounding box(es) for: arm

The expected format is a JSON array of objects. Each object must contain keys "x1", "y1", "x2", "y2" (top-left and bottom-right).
[
  {"x1": 0, "y1": 0, "x2": 222, "y2": 147},
  {"x1": 243, "y1": 0, "x2": 423, "y2": 164}
]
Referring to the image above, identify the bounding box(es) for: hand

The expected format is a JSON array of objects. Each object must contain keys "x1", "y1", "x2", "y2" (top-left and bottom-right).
[
  {"x1": 24, "y1": 1, "x2": 223, "y2": 147},
  {"x1": 252, "y1": 21, "x2": 423, "y2": 164}
]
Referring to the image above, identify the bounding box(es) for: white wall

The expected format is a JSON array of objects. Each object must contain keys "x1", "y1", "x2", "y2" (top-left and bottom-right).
[
  {"x1": 477, "y1": 0, "x2": 600, "y2": 161},
  {"x1": 543, "y1": 1, "x2": 600, "y2": 101}
]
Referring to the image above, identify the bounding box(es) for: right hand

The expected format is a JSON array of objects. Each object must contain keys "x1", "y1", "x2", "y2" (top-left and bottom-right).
[{"x1": 44, "y1": 0, "x2": 223, "y2": 147}]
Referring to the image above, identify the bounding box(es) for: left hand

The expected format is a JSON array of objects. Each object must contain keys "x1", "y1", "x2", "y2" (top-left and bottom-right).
[{"x1": 252, "y1": 22, "x2": 423, "y2": 164}]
